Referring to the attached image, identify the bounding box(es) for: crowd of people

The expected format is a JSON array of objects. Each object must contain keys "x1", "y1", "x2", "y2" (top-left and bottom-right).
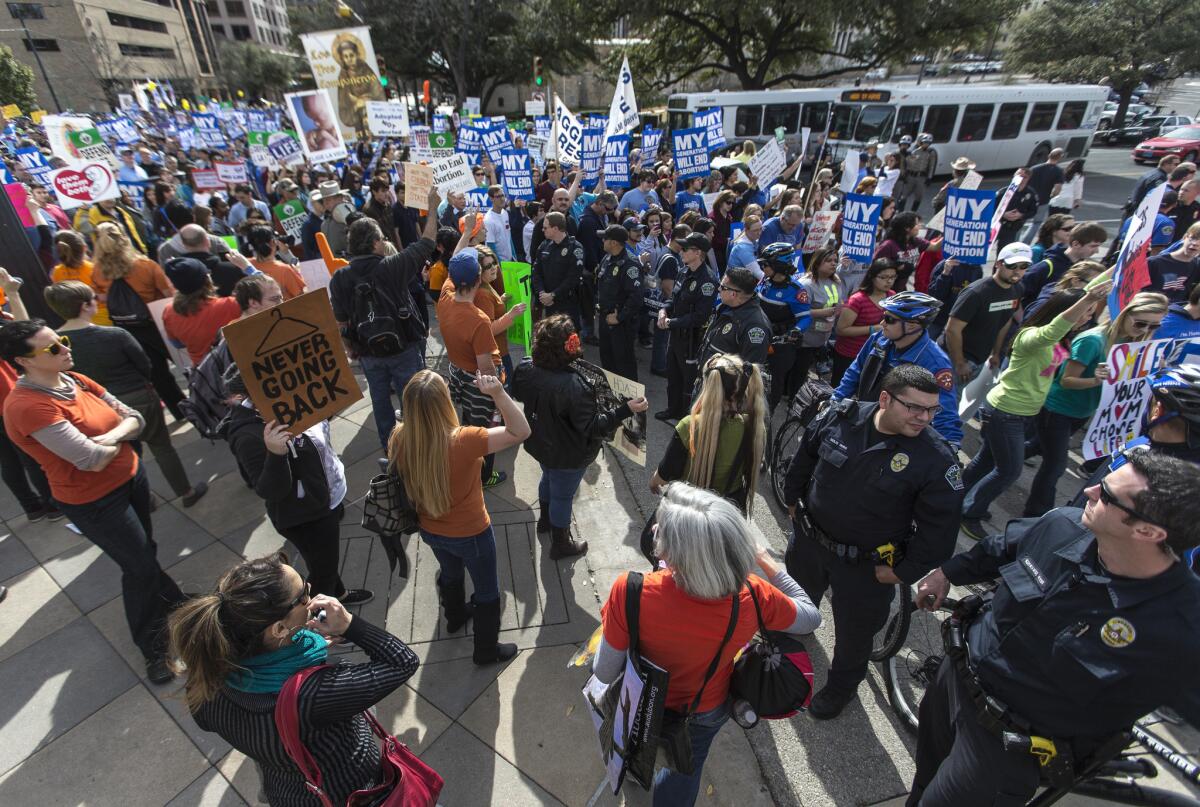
[{"x1": 0, "y1": 101, "x2": 1198, "y2": 807}]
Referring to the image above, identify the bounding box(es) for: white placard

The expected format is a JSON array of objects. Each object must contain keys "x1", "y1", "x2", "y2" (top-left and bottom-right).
[
  {"x1": 366, "y1": 101, "x2": 410, "y2": 137},
  {"x1": 432, "y1": 153, "x2": 477, "y2": 196},
  {"x1": 748, "y1": 137, "x2": 787, "y2": 186}
]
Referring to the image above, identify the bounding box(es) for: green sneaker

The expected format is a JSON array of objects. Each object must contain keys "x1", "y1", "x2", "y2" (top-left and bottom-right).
[{"x1": 483, "y1": 470, "x2": 508, "y2": 488}]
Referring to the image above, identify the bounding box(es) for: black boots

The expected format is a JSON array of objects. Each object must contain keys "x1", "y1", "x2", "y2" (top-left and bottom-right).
[
  {"x1": 436, "y1": 574, "x2": 474, "y2": 633},
  {"x1": 536, "y1": 502, "x2": 550, "y2": 534},
  {"x1": 472, "y1": 598, "x2": 517, "y2": 665},
  {"x1": 549, "y1": 526, "x2": 588, "y2": 560}
]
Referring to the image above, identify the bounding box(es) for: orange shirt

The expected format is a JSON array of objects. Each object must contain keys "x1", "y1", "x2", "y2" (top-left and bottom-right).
[
  {"x1": 436, "y1": 279, "x2": 500, "y2": 372},
  {"x1": 428, "y1": 259, "x2": 448, "y2": 292},
  {"x1": 250, "y1": 257, "x2": 307, "y2": 300},
  {"x1": 3, "y1": 373, "x2": 139, "y2": 505},
  {"x1": 602, "y1": 570, "x2": 799, "y2": 712},
  {"x1": 472, "y1": 286, "x2": 509, "y2": 355},
  {"x1": 92, "y1": 257, "x2": 174, "y2": 304},
  {"x1": 415, "y1": 426, "x2": 491, "y2": 538},
  {"x1": 0, "y1": 359, "x2": 17, "y2": 408},
  {"x1": 163, "y1": 296, "x2": 242, "y2": 366},
  {"x1": 52, "y1": 260, "x2": 112, "y2": 325}
]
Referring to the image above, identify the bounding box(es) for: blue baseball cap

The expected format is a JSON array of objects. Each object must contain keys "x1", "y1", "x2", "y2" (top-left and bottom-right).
[
  {"x1": 448, "y1": 248, "x2": 481, "y2": 287},
  {"x1": 1152, "y1": 213, "x2": 1176, "y2": 247}
]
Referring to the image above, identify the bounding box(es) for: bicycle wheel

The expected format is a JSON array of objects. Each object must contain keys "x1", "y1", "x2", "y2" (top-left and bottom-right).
[
  {"x1": 771, "y1": 417, "x2": 804, "y2": 509},
  {"x1": 870, "y1": 584, "x2": 912, "y2": 661},
  {"x1": 883, "y1": 606, "x2": 948, "y2": 735}
]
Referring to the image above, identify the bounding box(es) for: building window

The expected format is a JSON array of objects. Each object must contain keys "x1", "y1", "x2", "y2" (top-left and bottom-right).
[
  {"x1": 224, "y1": 0, "x2": 245, "y2": 15},
  {"x1": 7, "y1": 3, "x2": 44, "y2": 19},
  {"x1": 107, "y1": 12, "x2": 168, "y2": 33},
  {"x1": 140, "y1": 0, "x2": 172, "y2": 6},
  {"x1": 118, "y1": 42, "x2": 173, "y2": 57},
  {"x1": 21, "y1": 37, "x2": 58, "y2": 50},
  {"x1": 231, "y1": 23, "x2": 250, "y2": 39},
  {"x1": 210, "y1": 23, "x2": 225, "y2": 37}
]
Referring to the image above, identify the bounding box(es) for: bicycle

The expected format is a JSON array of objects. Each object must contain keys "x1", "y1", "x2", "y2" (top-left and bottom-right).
[{"x1": 768, "y1": 379, "x2": 833, "y2": 510}]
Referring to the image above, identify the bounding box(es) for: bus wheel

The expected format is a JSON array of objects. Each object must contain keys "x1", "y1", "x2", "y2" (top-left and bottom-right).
[{"x1": 1028, "y1": 143, "x2": 1051, "y2": 166}]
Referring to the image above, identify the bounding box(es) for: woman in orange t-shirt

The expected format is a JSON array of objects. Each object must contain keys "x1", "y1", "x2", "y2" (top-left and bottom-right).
[
  {"x1": 0, "y1": 318, "x2": 185, "y2": 683},
  {"x1": 474, "y1": 245, "x2": 526, "y2": 379},
  {"x1": 91, "y1": 222, "x2": 186, "y2": 418},
  {"x1": 595, "y1": 483, "x2": 820, "y2": 804},
  {"x1": 161, "y1": 257, "x2": 242, "y2": 367},
  {"x1": 51, "y1": 230, "x2": 111, "y2": 325},
  {"x1": 387, "y1": 369, "x2": 530, "y2": 665},
  {"x1": 246, "y1": 225, "x2": 308, "y2": 300}
]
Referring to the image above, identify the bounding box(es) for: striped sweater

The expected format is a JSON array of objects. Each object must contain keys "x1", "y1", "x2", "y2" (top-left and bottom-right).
[{"x1": 192, "y1": 618, "x2": 419, "y2": 806}]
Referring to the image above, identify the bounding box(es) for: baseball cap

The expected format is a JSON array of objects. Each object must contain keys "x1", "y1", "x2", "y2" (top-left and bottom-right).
[
  {"x1": 602, "y1": 224, "x2": 629, "y2": 244},
  {"x1": 997, "y1": 242, "x2": 1034, "y2": 265},
  {"x1": 164, "y1": 257, "x2": 210, "y2": 295},
  {"x1": 681, "y1": 233, "x2": 711, "y2": 253},
  {"x1": 1152, "y1": 213, "x2": 1176, "y2": 247},
  {"x1": 622, "y1": 217, "x2": 646, "y2": 233},
  {"x1": 273, "y1": 178, "x2": 299, "y2": 195},
  {"x1": 448, "y1": 248, "x2": 481, "y2": 286}
]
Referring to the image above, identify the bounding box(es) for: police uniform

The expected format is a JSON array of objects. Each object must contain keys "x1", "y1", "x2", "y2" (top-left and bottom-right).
[
  {"x1": 532, "y1": 234, "x2": 584, "y2": 325},
  {"x1": 662, "y1": 263, "x2": 718, "y2": 418},
  {"x1": 783, "y1": 399, "x2": 964, "y2": 699},
  {"x1": 757, "y1": 275, "x2": 813, "y2": 410},
  {"x1": 596, "y1": 250, "x2": 644, "y2": 381},
  {"x1": 903, "y1": 145, "x2": 939, "y2": 213},
  {"x1": 907, "y1": 509, "x2": 1200, "y2": 806},
  {"x1": 697, "y1": 296, "x2": 772, "y2": 370}
]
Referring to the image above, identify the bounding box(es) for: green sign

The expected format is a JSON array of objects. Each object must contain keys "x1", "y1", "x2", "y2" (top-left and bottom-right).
[
  {"x1": 429, "y1": 132, "x2": 455, "y2": 149},
  {"x1": 273, "y1": 199, "x2": 307, "y2": 241},
  {"x1": 247, "y1": 131, "x2": 268, "y2": 147},
  {"x1": 500, "y1": 261, "x2": 532, "y2": 349}
]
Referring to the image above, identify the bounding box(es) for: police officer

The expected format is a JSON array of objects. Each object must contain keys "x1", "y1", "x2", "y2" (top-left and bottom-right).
[
  {"x1": 783, "y1": 364, "x2": 964, "y2": 719},
  {"x1": 903, "y1": 133, "x2": 939, "y2": 213},
  {"x1": 532, "y1": 210, "x2": 584, "y2": 328},
  {"x1": 892, "y1": 135, "x2": 919, "y2": 211},
  {"x1": 757, "y1": 242, "x2": 813, "y2": 411},
  {"x1": 655, "y1": 232, "x2": 718, "y2": 422},
  {"x1": 834, "y1": 290, "x2": 963, "y2": 446},
  {"x1": 697, "y1": 266, "x2": 773, "y2": 370},
  {"x1": 595, "y1": 223, "x2": 643, "y2": 381},
  {"x1": 909, "y1": 450, "x2": 1200, "y2": 806}
]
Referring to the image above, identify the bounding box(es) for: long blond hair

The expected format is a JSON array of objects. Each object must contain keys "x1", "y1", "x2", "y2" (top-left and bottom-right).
[
  {"x1": 91, "y1": 222, "x2": 137, "y2": 280},
  {"x1": 685, "y1": 354, "x2": 766, "y2": 511},
  {"x1": 386, "y1": 369, "x2": 458, "y2": 517},
  {"x1": 1102, "y1": 291, "x2": 1169, "y2": 347}
]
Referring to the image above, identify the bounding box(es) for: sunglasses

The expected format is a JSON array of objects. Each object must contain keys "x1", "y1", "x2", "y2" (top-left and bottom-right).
[
  {"x1": 719, "y1": 283, "x2": 746, "y2": 294},
  {"x1": 881, "y1": 315, "x2": 905, "y2": 326},
  {"x1": 1130, "y1": 319, "x2": 1161, "y2": 332},
  {"x1": 26, "y1": 334, "x2": 70, "y2": 357},
  {"x1": 1097, "y1": 479, "x2": 1162, "y2": 526},
  {"x1": 889, "y1": 393, "x2": 942, "y2": 418},
  {"x1": 286, "y1": 580, "x2": 312, "y2": 610}
]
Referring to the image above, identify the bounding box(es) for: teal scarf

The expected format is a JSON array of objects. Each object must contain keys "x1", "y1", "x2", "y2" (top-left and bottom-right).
[{"x1": 227, "y1": 628, "x2": 329, "y2": 693}]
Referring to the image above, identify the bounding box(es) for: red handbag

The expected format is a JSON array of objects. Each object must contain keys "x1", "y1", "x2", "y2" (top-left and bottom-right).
[{"x1": 273, "y1": 665, "x2": 444, "y2": 807}]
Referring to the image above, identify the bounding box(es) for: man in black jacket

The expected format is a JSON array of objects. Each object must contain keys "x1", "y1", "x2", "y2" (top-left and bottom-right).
[
  {"x1": 577, "y1": 191, "x2": 617, "y2": 342},
  {"x1": 532, "y1": 211, "x2": 584, "y2": 328},
  {"x1": 173, "y1": 224, "x2": 252, "y2": 296}
]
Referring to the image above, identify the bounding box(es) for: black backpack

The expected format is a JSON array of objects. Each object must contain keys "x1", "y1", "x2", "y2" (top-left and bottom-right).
[
  {"x1": 107, "y1": 277, "x2": 152, "y2": 326},
  {"x1": 348, "y1": 262, "x2": 410, "y2": 356},
  {"x1": 180, "y1": 339, "x2": 232, "y2": 440}
]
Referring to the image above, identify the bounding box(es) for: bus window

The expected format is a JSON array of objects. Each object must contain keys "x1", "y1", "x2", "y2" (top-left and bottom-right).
[
  {"x1": 735, "y1": 106, "x2": 763, "y2": 137},
  {"x1": 764, "y1": 103, "x2": 800, "y2": 135},
  {"x1": 992, "y1": 103, "x2": 1027, "y2": 140},
  {"x1": 855, "y1": 105, "x2": 896, "y2": 143},
  {"x1": 1057, "y1": 101, "x2": 1087, "y2": 130},
  {"x1": 800, "y1": 102, "x2": 829, "y2": 133},
  {"x1": 1027, "y1": 102, "x2": 1058, "y2": 132},
  {"x1": 925, "y1": 105, "x2": 959, "y2": 142},
  {"x1": 669, "y1": 111, "x2": 692, "y2": 131},
  {"x1": 957, "y1": 104, "x2": 994, "y2": 142},
  {"x1": 828, "y1": 104, "x2": 859, "y2": 140},
  {"x1": 894, "y1": 105, "x2": 923, "y2": 142}
]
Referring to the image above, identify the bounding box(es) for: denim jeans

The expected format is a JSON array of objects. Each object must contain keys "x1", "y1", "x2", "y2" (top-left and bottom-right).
[
  {"x1": 962, "y1": 407, "x2": 1033, "y2": 520},
  {"x1": 1023, "y1": 408, "x2": 1088, "y2": 518},
  {"x1": 652, "y1": 701, "x2": 731, "y2": 807},
  {"x1": 56, "y1": 466, "x2": 184, "y2": 660},
  {"x1": 360, "y1": 344, "x2": 425, "y2": 448},
  {"x1": 420, "y1": 526, "x2": 501, "y2": 603},
  {"x1": 537, "y1": 466, "x2": 588, "y2": 529},
  {"x1": 0, "y1": 416, "x2": 52, "y2": 512}
]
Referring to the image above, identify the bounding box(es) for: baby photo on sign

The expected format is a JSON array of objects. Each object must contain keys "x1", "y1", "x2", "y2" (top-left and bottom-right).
[{"x1": 573, "y1": 360, "x2": 647, "y2": 466}]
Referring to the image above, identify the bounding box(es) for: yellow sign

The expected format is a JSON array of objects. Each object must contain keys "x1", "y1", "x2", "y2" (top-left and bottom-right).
[
  {"x1": 29, "y1": 109, "x2": 46, "y2": 124},
  {"x1": 1, "y1": 104, "x2": 21, "y2": 118}
]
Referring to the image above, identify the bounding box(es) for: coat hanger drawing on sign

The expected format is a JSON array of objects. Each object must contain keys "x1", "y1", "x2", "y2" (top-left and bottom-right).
[{"x1": 253, "y1": 307, "x2": 320, "y2": 357}]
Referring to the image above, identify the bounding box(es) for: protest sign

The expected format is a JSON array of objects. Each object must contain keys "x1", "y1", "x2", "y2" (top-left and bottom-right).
[
  {"x1": 552, "y1": 95, "x2": 584, "y2": 166},
  {"x1": 803, "y1": 210, "x2": 839, "y2": 253},
  {"x1": 119, "y1": 182, "x2": 145, "y2": 212},
  {"x1": 500, "y1": 261, "x2": 532, "y2": 349},
  {"x1": 5, "y1": 183, "x2": 34, "y2": 226},
  {"x1": 192, "y1": 168, "x2": 226, "y2": 192},
  {"x1": 432, "y1": 153, "x2": 477, "y2": 196},
  {"x1": 267, "y1": 130, "x2": 305, "y2": 168},
  {"x1": 98, "y1": 117, "x2": 140, "y2": 146},
  {"x1": 701, "y1": 191, "x2": 720, "y2": 216},
  {"x1": 1109, "y1": 182, "x2": 1168, "y2": 320},
  {"x1": 603, "y1": 134, "x2": 631, "y2": 189},
  {"x1": 463, "y1": 187, "x2": 489, "y2": 216},
  {"x1": 274, "y1": 198, "x2": 308, "y2": 242},
  {"x1": 942, "y1": 187, "x2": 995, "y2": 264},
  {"x1": 14, "y1": 146, "x2": 52, "y2": 186},
  {"x1": 246, "y1": 131, "x2": 274, "y2": 169},
  {"x1": 525, "y1": 100, "x2": 545, "y2": 117},
  {"x1": 456, "y1": 122, "x2": 483, "y2": 162},
  {"x1": 464, "y1": 97, "x2": 481, "y2": 116},
  {"x1": 221, "y1": 289, "x2": 362, "y2": 432},
  {"x1": 839, "y1": 150, "x2": 860, "y2": 194},
  {"x1": 429, "y1": 131, "x2": 454, "y2": 159},
  {"x1": 694, "y1": 108, "x2": 726, "y2": 152},
  {"x1": 926, "y1": 170, "x2": 983, "y2": 232},
  {"x1": 215, "y1": 161, "x2": 248, "y2": 185},
  {"x1": 841, "y1": 193, "x2": 882, "y2": 261},
  {"x1": 580, "y1": 127, "x2": 604, "y2": 188},
  {"x1": 573, "y1": 360, "x2": 647, "y2": 466},
  {"x1": 285, "y1": 89, "x2": 348, "y2": 165},
  {"x1": 481, "y1": 122, "x2": 509, "y2": 163},
  {"x1": 500, "y1": 150, "x2": 534, "y2": 201},
  {"x1": 534, "y1": 116, "x2": 551, "y2": 138},
  {"x1": 299, "y1": 26, "x2": 386, "y2": 141},
  {"x1": 747, "y1": 138, "x2": 786, "y2": 186},
  {"x1": 49, "y1": 162, "x2": 121, "y2": 209},
  {"x1": 672, "y1": 127, "x2": 709, "y2": 180},
  {"x1": 297, "y1": 259, "x2": 331, "y2": 293},
  {"x1": 988, "y1": 171, "x2": 1022, "y2": 250},
  {"x1": 432, "y1": 114, "x2": 448, "y2": 133},
  {"x1": 605, "y1": 55, "x2": 640, "y2": 138},
  {"x1": 193, "y1": 113, "x2": 227, "y2": 148},
  {"x1": 42, "y1": 115, "x2": 94, "y2": 163},
  {"x1": 641, "y1": 127, "x2": 662, "y2": 156},
  {"x1": 67, "y1": 128, "x2": 117, "y2": 169},
  {"x1": 403, "y1": 162, "x2": 433, "y2": 208},
  {"x1": 526, "y1": 134, "x2": 548, "y2": 167},
  {"x1": 365, "y1": 101, "x2": 409, "y2": 137}
]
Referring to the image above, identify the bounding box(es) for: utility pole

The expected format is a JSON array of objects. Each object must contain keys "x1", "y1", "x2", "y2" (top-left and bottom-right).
[{"x1": 16, "y1": 14, "x2": 62, "y2": 112}]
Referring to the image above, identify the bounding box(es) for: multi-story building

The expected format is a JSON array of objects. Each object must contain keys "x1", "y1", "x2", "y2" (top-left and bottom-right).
[
  {"x1": 204, "y1": 0, "x2": 290, "y2": 52},
  {"x1": 0, "y1": 0, "x2": 219, "y2": 112}
]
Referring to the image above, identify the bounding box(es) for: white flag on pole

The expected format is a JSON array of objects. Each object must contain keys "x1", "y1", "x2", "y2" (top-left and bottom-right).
[
  {"x1": 605, "y1": 55, "x2": 640, "y2": 139},
  {"x1": 553, "y1": 95, "x2": 584, "y2": 166}
]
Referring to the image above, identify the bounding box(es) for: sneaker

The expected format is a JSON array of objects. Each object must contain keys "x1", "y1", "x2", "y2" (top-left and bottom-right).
[
  {"x1": 339, "y1": 588, "x2": 375, "y2": 606},
  {"x1": 25, "y1": 506, "x2": 47, "y2": 523},
  {"x1": 807, "y1": 685, "x2": 856, "y2": 720},
  {"x1": 45, "y1": 506, "x2": 64, "y2": 522},
  {"x1": 653, "y1": 410, "x2": 677, "y2": 423},
  {"x1": 181, "y1": 480, "x2": 209, "y2": 508},
  {"x1": 146, "y1": 656, "x2": 176, "y2": 685},
  {"x1": 483, "y1": 470, "x2": 507, "y2": 488},
  {"x1": 0, "y1": 584, "x2": 7, "y2": 603},
  {"x1": 959, "y1": 517, "x2": 987, "y2": 541}
]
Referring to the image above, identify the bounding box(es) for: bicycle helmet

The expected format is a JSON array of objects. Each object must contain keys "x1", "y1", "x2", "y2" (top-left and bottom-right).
[
  {"x1": 879, "y1": 291, "x2": 942, "y2": 326},
  {"x1": 1148, "y1": 363, "x2": 1200, "y2": 426},
  {"x1": 916, "y1": 132, "x2": 934, "y2": 145},
  {"x1": 898, "y1": 135, "x2": 913, "y2": 146},
  {"x1": 759, "y1": 241, "x2": 797, "y2": 273}
]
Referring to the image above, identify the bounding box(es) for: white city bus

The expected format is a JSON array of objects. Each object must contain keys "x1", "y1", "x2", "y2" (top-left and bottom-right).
[{"x1": 666, "y1": 84, "x2": 1110, "y2": 174}]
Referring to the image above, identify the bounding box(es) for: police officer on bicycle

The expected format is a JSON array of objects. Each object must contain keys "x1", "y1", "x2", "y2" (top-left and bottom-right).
[
  {"x1": 834, "y1": 290, "x2": 963, "y2": 446},
  {"x1": 783, "y1": 364, "x2": 965, "y2": 719},
  {"x1": 757, "y1": 242, "x2": 813, "y2": 411},
  {"x1": 910, "y1": 450, "x2": 1200, "y2": 806}
]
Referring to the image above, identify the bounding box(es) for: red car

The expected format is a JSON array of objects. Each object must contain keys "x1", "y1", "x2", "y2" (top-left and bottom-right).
[{"x1": 1132, "y1": 126, "x2": 1200, "y2": 164}]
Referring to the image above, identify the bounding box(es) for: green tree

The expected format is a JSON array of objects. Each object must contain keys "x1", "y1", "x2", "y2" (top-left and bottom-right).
[
  {"x1": 591, "y1": 0, "x2": 1023, "y2": 90},
  {"x1": 0, "y1": 44, "x2": 38, "y2": 111},
  {"x1": 216, "y1": 41, "x2": 302, "y2": 101},
  {"x1": 1008, "y1": 0, "x2": 1200, "y2": 129}
]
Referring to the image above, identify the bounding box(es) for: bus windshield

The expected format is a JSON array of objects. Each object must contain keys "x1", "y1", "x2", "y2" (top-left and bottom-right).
[{"x1": 855, "y1": 105, "x2": 896, "y2": 143}]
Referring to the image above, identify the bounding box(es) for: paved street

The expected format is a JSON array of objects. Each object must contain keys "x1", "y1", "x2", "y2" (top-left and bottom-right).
[{"x1": 1, "y1": 130, "x2": 1198, "y2": 806}]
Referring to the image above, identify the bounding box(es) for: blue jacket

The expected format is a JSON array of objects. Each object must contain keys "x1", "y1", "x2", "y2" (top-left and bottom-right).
[
  {"x1": 834, "y1": 330, "x2": 962, "y2": 444},
  {"x1": 1021, "y1": 243, "x2": 1071, "y2": 307},
  {"x1": 756, "y1": 276, "x2": 812, "y2": 334},
  {"x1": 1157, "y1": 302, "x2": 1200, "y2": 340}
]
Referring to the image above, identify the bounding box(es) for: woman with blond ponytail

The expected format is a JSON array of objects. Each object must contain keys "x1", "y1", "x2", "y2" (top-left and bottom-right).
[{"x1": 169, "y1": 551, "x2": 419, "y2": 807}]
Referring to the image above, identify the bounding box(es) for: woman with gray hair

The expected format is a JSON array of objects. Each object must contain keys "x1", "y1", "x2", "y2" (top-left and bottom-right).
[{"x1": 594, "y1": 482, "x2": 820, "y2": 806}]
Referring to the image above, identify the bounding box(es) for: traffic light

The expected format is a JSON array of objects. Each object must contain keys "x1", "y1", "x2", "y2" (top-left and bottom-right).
[
  {"x1": 376, "y1": 56, "x2": 388, "y2": 87},
  {"x1": 533, "y1": 56, "x2": 544, "y2": 87}
]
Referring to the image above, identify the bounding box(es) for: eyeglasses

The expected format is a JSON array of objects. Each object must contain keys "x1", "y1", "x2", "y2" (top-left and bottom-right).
[
  {"x1": 1097, "y1": 479, "x2": 1162, "y2": 526},
  {"x1": 876, "y1": 274, "x2": 898, "y2": 283},
  {"x1": 719, "y1": 283, "x2": 745, "y2": 294},
  {"x1": 889, "y1": 394, "x2": 942, "y2": 418},
  {"x1": 1130, "y1": 319, "x2": 1161, "y2": 332},
  {"x1": 286, "y1": 580, "x2": 311, "y2": 610},
  {"x1": 881, "y1": 315, "x2": 905, "y2": 325},
  {"x1": 25, "y1": 334, "x2": 70, "y2": 357}
]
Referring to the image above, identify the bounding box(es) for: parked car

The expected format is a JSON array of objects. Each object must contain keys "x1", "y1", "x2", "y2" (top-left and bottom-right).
[
  {"x1": 1132, "y1": 126, "x2": 1200, "y2": 165},
  {"x1": 1097, "y1": 102, "x2": 1156, "y2": 131},
  {"x1": 1100, "y1": 115, "x2": 1194, "y2": 145}
]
